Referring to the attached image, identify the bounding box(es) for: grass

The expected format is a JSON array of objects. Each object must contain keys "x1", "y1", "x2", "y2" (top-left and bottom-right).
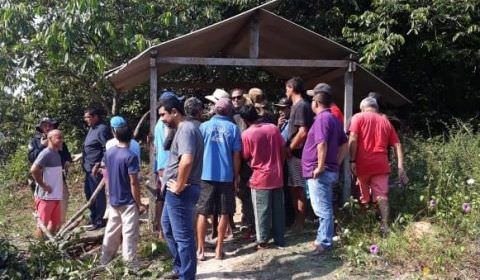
[{"x1": 1, "y1": 121, "x2": 480, "y2": 278}]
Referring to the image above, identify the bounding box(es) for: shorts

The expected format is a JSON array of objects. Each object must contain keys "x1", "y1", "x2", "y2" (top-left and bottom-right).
[
  {"x1": 357, "y1": 173, "x2": 389, "y2": 204},
  {"x1": 196, "y1": 181, "x2": 235, "y2": 215},
  {"x1": 35, "y1": 199, "x2": 61, "y2": 229},
  {"x1": 287, "y1": 156, "x2": 305, "y2": 187}
]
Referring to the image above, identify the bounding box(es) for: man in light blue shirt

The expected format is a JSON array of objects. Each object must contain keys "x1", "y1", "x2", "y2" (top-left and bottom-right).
[{"x1": 196, "y1": 98, "x2": 241, "y2": 260}]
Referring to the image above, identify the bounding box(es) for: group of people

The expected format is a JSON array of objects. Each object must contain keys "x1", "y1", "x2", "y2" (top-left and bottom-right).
[{"x1": 28, "y1": 76, "x2": 408, "y2": 279}]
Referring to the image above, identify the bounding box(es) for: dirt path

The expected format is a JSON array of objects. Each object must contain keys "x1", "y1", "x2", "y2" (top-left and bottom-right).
[{"x1": 195, "y1": 226, "x2": 355, "y2": 280}]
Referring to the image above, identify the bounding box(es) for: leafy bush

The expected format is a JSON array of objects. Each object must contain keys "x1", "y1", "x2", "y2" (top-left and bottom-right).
[{"x1": 338, "y1": 121, "x2": 480, "y2": 277}]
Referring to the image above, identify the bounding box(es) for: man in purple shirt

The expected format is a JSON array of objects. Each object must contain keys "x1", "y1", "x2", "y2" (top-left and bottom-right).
[{"x1": 302, "y1": 83, "x2": 347, "y2": 255}]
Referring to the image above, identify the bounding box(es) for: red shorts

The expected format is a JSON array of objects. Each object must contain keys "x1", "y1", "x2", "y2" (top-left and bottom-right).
[
  {"x1": 35, "y1": 199, "x2": 61, "y2": 229},
  {"x1": 357, "y1": 173, "x2": 389, "y2": 204}
]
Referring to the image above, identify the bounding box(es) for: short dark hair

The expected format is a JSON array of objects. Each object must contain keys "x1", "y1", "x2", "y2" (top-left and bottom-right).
[
  {"x1": 115, "y1": 126, "x2": 132, "y2": 143},
  {"x1": 84, "y1": 107, "x2": 102, "y2": 117},
  {"x1": 160, "y1": 97, "x2": 185, "y2": 116},
  {"x1": 239, "y1": 105, "x2": 259, "y2": 123},
  {"x1": 285, "y1": 77, "x2": 305, "y2": 94},
  {"x1": 312, "y1": 92, "x2": 332, "y2": 107}
]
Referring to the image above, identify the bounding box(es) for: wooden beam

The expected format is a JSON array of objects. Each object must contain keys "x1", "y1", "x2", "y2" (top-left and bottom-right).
[
  {"x1": 342, "y1": 61, "x2": 355, "y2": 204},
  {"x1": 148, "y1": 50, "x2": 158, "y2": 232},
  {"x1": 249, "y1": 14, "x2": 259, "y2": 58},
  {"x1": 156, "y1": 80, "x2": 280, "y2": 90},
  {"x1": 156, "y1": 57, "x2": 348, "y2": 68}
]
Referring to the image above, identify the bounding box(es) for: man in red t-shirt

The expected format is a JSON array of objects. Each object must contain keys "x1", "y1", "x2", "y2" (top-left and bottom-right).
[
  {"x1": 348, "y1": 97, "x2": 408, "y2": 234},
  {"x1": 240, "y1": 105, "x2": 286, "y2": 249}
]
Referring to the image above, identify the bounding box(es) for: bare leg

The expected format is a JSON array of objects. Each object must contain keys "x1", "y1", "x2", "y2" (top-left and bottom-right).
[
  {"x1": 290, "y1": 187, "x2": 306, "y2": 231},
  {"x1": 155, "y1": 200, "x2": 165, "y2": 240},
  {"x1": 216, "y1": 214, "x2": 229, "y2": 259},
  {"x1": 377, "y1": 198, "x2": 389, "y2": 235},
  {"x1": 196, "y1": 214, "x2": 208, "y2": 260}
]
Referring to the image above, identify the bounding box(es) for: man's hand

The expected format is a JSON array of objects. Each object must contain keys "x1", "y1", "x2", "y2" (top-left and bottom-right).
[
  {"x1": 40, "y1": 136, "x2": 48, "y2": 146},
  {"x1": 138, "y1": 203, "x2": 147, "y2": 215},
  {"x1": 277, "y1": 116, "x2": 286, "y2": 127},
  {"x1": 42, "y1": 184, "x2": 52, "y2": 194},
  {"x1": 398, "y1": 167, "x2": 409, "y2": 185},
  {"x1": 350, "y1": 162, "x2": 357, "y2": 176},
  {"x1": 166, "y1": 179, "x2": 183, "y2": 195},
  {"x1": 234, "y1": 176, "x2": 240, "y2": 194},
  {"x1": 312, "y1": 166, "x2": 325, "y2": 178},
  {"x1": 63, "y1": 161, "x2": 70, "y2": 175},
  {"x1": 91, "y1": 163, "x2": 101, "y2": 177}
]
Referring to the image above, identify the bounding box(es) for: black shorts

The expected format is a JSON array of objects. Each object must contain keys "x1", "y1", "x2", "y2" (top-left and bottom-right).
[{"x1": 196, "y1": 181, "x2": 235, "y2": 215}]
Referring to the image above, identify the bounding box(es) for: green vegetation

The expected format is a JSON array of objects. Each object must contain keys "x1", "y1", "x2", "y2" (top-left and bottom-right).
[
  {"x1": 1, "y1": 0, "x2": 479, "y2": 278},
  {"x1": 337, "y1": 123, "x2": 480, "y2": 278}
]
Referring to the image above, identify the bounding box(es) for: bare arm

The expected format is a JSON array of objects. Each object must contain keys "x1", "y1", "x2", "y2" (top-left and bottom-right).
[
  {"x1": 394, "y1": 143, "x2": 409, "y2": 184},
  {"x1": 337, "y1": 142, "x2": 348, "y2": 166},
  {"x1": 289, "y1": 126, "x2": 308, "y2": 150},
  {"x1": 313, "y1": 142, "x2": 327, "y2": 178},
  {"x1": 348, "y1": 133, "x2": 358, "y2": 175},
  {"x1": 30, "y1": 164, "x2": 51, "y2": 193},
  {"x1": 167, "y1": 154, "x2": 193, "y2": 194}
]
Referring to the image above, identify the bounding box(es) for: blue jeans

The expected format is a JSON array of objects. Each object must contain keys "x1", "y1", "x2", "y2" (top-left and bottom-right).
[
  {"x1": 251, "y1": 188, "x2": 285, "y2": 246},
  {"x1": 307, "y1": 171, "x2": 338, "y2": 249},
  {"x1": 161, "y1": 185, "x2": 200, "y2": 280},
  {"x1": 84, "y1": 172, "x2": 106, "y2": 226}
]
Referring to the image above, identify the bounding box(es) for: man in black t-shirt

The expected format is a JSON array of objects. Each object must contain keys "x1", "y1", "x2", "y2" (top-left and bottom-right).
[{"x1": 285, "y1": 77, "x2": 314, "y2": 231}]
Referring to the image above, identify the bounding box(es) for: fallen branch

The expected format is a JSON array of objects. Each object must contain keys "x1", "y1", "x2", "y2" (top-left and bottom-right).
[
  {"x1": 133, "y1": 110, "x2": 150, "y2": 139},
  {"x1": 57, "y1": 178, "x2": 105, "y2": 238}
]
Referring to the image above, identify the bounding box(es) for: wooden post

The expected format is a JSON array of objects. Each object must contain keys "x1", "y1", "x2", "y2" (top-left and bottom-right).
[
  {"x1": 111, "y1": 89, "x2": 119, "y2": 115},
  {"x1": 249, "y1": 13, "x2": 259, "y2": 58},
  {"x1": 342, "y1": 59, "x2": 356, "y2": 204},
  {"x1": 148, "y1": 50, "x2": 158, "y2": 231}
]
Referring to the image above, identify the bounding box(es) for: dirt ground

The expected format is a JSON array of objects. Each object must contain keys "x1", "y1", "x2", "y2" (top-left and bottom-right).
[{"x1": 194, "y1": 226, "x2": 351, "y2": 280}]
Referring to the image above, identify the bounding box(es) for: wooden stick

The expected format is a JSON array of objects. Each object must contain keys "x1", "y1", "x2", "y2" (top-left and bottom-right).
[
  {"x1": 56, "y1": 178, "x2": 105, "y2": 238},
  {"x1": 133, "y1": 110, "x2": 150, "y2": 139}
]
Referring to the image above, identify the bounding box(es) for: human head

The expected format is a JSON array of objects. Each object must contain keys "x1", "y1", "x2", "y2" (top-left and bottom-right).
[
  {"x1": 159, "y1": 91, "x2": 184, "y2": 103},
  {"x1": 159, "y1": 97, "x2": 185, "y2": 128},
  {"x1": 274, "y1": 97, "x2": 291, "y2": 118},
  {"x1": 368, "y1": 91, "x2": 383, "y2": 110},
  {"x1": 306, "y1": 82, "x2": 332, "y2": 96},
  {"x1": 214, "y1": 98, "x2": 233, "y2": 116},
  {"x1": 47, "y1": 129, "x2": 63, "y2": 150},
  {"x1": 285, "y1": 77, "x2": 305, "y2": 98},
  {"x1": 36, "y1": 117, "x2": 57, "y2": 134},
  {"x1": 110, "y1": 115, "x2": 127, "y2": 138},
  {"x1": 184, "y1": 97, "x2": 204, "y2": 120},
  {"x1": 205, "y1": 88, "x2": 230, "y2": 104},
  {"x1": 239, "y1": 104, "x2": 259, "y2": 125},
  {"x1": 311, "y1": 92, "x2": 332, "y2": 113},
  {"x1": 84, "y1": 107, "x2": 102, "y2": 127},
  {"x1": 359, "y1": 97, "x2": 379, "y2": 112},
  {"x1": 114, "y1": 126, "x2": 133, "y2": 144},
  {"x1": 230, "y1": 88, "x2": 246, "y2": 109}
]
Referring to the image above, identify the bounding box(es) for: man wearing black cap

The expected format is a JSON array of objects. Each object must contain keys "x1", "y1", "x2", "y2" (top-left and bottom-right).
[{"x1": 28, "y1": 117, "x2": 72, "y2": 224}]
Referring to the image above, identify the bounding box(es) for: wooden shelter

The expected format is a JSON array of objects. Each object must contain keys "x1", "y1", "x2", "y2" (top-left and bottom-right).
[{"x1": 104, "y1": 0, "x2": 411, "y2": 212}]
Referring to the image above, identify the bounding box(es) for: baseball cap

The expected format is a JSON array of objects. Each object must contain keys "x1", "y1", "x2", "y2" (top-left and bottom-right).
[
  {"x1": 110, "y1": 116, "x2": 127, "y2": 128},
  {"x1": 306, "y1": 83, "x2": 332, "y2": 96},
  {"x1": 35, "y1": 117, "x2": 59, "y2": 132},
  {"x1": 205, "y1": 89, "x2": 230, "y2": 104},
  {"x1": 159, "y1": 91, "x2": 184, "y2": 102}
]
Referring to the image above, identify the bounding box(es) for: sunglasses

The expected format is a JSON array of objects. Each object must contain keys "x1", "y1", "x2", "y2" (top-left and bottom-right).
[{"x1": 232, "y1": 96, "x2": 243, "y2": 100}]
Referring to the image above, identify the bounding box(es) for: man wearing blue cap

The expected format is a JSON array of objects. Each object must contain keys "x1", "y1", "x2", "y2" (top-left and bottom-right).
[{"x1": 100, "y1": 119, "x2": 145, "y2": 270}]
